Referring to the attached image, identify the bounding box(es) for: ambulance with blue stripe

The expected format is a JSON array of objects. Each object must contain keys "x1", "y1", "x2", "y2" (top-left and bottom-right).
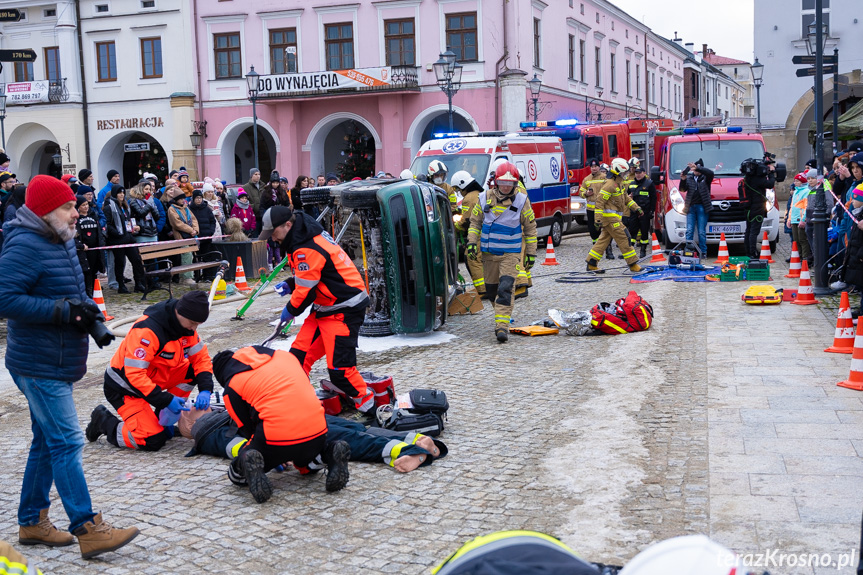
[{"x1": 410, "y1": 133, "x2": 572, "y2": 246}]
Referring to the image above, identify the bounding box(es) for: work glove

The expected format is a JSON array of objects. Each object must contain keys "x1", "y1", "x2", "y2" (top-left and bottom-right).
[
  {"x1": 274, "y1": 278, "x2": 295, "y2": 297},
  {"x1": 280, "y1": 305, "x2": 294, "y2": 324},
  {"x1": 66, "y1": 299, "x2": 101, "y2": 332},
  {"x1": 594, "y1": 220, "x2": 603, "y2": 230},
  {"x1": 636, "y1": 208, "x2": 645, "y2": 217},
  {"x1": 524, "y1": 254, "x2": 536, "y2": 270},
  {"x1": 195, "y1": 390, "x2": 211, "y2": 411},
  {"x1": 166, "y1": 395, "x2": 191, "y2": 414},
  {"x1": 466, "y1": 244, "x2": 478, "y2": 261}
]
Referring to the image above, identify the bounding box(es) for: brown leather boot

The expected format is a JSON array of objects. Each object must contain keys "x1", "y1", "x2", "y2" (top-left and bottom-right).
[
  {"x1": 74, "y1": 512, "x2": 139, "y2": 559},
  {"x1": 19, "y1": 508, "x2": 74, "y2": 547}
]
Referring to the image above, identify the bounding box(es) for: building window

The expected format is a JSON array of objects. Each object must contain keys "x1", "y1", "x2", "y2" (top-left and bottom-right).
[
  {"x1": 609, "y1": 52, "x2": 616, "y2": 92},
  {"x1": 385, "y1": 19, "x2": 415, "y2": 66},
  {"x1": 214, "y1": 32, "x2": 241, "y2": 78},
  {"x1": 44, "y1": 47, "x2": 61, "y2": 81},
  {"x1": 95, "y1": 4, "x2": 109, "y2": 13},
  {"x1": 446, "y1": 12, "x2": 478, "y2": 62},
  {"x1": 325, "y1": 23, "x2": 354, "y2": 70},
  {"x1": 580, "y1": 3, "x2": 584, "y2": 15},
  {"x1": 659, "y1": 76, "x2": 663, "y2": 107},
  {"x1": 44, "y1": 8, "x2": 57, "y2": 17},
  {"x1": 651, "y1": 72, "x2": 655, "y2": 103},
  {"x1": 96, "y1": 41, "x2": 117, "y2": 82},
  {"x1": 611, "y1": 21, "x2": 614, "y2": 31},
  {"x1": 691, "y1": 74, "x2": 697, "y2": 98},
  {"x1": 270, "y1": 28, "x2": 297, "y2": 73},
  {"x1": 533, "y1": 18, "x2": 541, "y2": 68},
  {"x1": 625, "y1": 60, "x2": 631, "y2": 96},
  {"x1": 625, "y1": 29, "x2": 628, "y2": 38},
  {"x1": 594, "y1": 46, "x2": 601, "y2": 87},
  {"x1": 14, "y1": 62, "x2": 33, "y2": 82},
  {"x1": 568, "y1": 34, "x2": 575, "y2": 79},
  {"x1": 595, "y1": 12, "x2": 599, "y2": 24},
  {"x1": 636, "y1": 63, "x2": 640, "y2": 98},
  {"x1": 141, "y1": 0, "x2": 155, "y2": 7},
  {"x1": 140, "y1": 37, "x2": 162, "y2": 79},
  {"x1": 579, "y1": 39, "x2": 586, "y2": 82},
  {"x1": 725, "y1": 86, "x2": 729, "y2": 98},
  {"x1": 801, "y1": 0, "x2": 830, "y2": 37}
]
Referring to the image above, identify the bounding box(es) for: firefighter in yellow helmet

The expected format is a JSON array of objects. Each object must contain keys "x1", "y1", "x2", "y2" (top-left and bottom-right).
[
  {"x1": 450, "y1": 170, "x2": 486, "y2": 297},
  {"x1": 586, "y1": 158, "x2": 643, "y2": 273},
  {"x1": 467, "y1": 161, "x2": 537, "y2": 343},
  {"x1": 428, "y1": 160, "x2": 458, "y2": 214}
]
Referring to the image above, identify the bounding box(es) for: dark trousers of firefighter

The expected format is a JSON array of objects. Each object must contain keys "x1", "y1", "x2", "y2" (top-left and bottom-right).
[
  {"x1": 223, "y1": 386, "x2": 327, "y2": 472},
  {"x1": 586, "y1": 209, "x2": 600, "y2": 242},
  {"x1": 290, "y1": 306, "x2": 372, "y2": 410},
  {"x1": 745, "y1": 210, "x2": 766, "y2": 259},
  {"x1": 464, "y1": 249, "x2": 485, "y2": 294},
  {"x1": 587, "y1": 219, "x2": 638, "y2": 264},
  {"x1": 482, "y1": 252, "x2": 520, "y2": 327},
  {"x1": 626, "y1": 212, "x2": 652, "y2": 247}
]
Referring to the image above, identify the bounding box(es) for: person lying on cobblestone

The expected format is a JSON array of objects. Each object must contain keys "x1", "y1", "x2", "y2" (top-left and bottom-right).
[
  {"x1": 187, "y1": 409, "x2": 447, "y2": 474},
  {"x1": 85, "y1": 290, "x2": 214, "y2": 451},
  {"x1": 212, "y1": 346, "x2": 352, "y2": 503}
]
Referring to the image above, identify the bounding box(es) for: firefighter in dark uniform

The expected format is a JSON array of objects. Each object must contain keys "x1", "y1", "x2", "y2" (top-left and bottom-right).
[
  {"x1": 626, "y1": 164, "x2": 657, "y2": 258},
  {"x1": 579, "y1": 160, "x2": 606, "y2": 249},
  {"x1": 212, "y1": 346, "x2": 351, "y2": 503},
  {"x1": 450, "y1": 170, "x2": 486, "y2": 296},
  {"x1": 260, "y1": 206, "x2": 375, "y2": 414},
  {"x1": 85, "y1": 291, "x2": 214, "y2": 451}
]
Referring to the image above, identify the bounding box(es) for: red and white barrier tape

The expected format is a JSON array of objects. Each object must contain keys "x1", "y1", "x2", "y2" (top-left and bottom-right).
[{"x1": 85, "y1": 234, "x2": 228, "y2": 251}]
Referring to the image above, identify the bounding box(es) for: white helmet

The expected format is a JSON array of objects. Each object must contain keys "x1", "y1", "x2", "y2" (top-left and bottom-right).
[
  {"x1": 609, "y1": 157, "x2": 630, "y2": 177},
  {"x1": 399, "y1": 169, "x2": 414, "y2": 180},
  {"x1": 619, "y1": 535, "x2": 741, "y2": 575},
  {"x1": 427, "y1": 160, "x2": 448, "y2": 179},
  {"x1": 629, "y1": 157, "x2": 641, "y2": 169},
  {"x1": 450, "y1": 170, "x2": 474, "y2": 190}
]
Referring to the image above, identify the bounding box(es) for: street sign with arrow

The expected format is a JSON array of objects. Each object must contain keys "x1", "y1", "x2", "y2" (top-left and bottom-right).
[
  {"x1": 796, "y1": 65, "x2": 837, "y2": 77},
  {"x1": 792, "y1": 54, "x2": 837, "y2": 65},
  {"x1": 0, "y1": 49, "x2": 37, "y2": 62},
  {"x1": 0, "y1": 9, "x2": 22, "y2": 22}
]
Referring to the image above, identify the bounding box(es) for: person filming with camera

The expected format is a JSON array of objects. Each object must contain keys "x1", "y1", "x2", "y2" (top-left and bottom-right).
[
  {"x1": 0, "y1": 175, "x2": 140, "y2": 560},
  {"x1": 679, "y1": 158, "x2": 714, "y2": 259},
  {"x1": 739, "y1": 152, "x2": 777, "y2": 260}
]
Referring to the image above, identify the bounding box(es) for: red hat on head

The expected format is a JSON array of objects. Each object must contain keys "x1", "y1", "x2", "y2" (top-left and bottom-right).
[
  {"x1": 26, "y1": 175, "x2": 77, "y2": 217},
  {"x1": 61, "y1": 174, "x2": 74, "y2": 185},
  {"x1": 793, "y1": 173, "x2": 807, "y2": 184}
]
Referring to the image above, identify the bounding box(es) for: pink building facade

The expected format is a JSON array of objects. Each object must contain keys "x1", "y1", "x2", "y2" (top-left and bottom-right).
[{"x1": 192, "y1": 0, "x2": 683, "y2": 184}]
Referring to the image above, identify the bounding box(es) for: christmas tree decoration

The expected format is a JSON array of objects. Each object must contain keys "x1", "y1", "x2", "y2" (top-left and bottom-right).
[{"x1": 336, "y1": 121, "x2": 375, "y2": 181}]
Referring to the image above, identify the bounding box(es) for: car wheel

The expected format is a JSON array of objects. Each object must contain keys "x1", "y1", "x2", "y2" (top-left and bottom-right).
[
  {"x1": 358, "y1": 316, "x2": 394, "y2": 337},
  {"x1": 662, "y1": 228, "x2": 676, "y2": 250},
  {"x1": 341, "y1": 188, "x2": 379, "y2": 210},
  {"x1": 551, "y1": 216, "x2": 563, "y2": 247},
  {"x1": 300, "y1": 187, "x2": 332, "y2": 205},
  {"x1": 575, "y1": 215, "x2": 587, "y2": 225}
]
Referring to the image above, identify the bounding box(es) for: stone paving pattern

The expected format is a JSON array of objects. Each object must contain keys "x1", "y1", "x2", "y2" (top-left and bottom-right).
[{"x1": 0, "y1": 235, "x2": 860, "y2": 574}]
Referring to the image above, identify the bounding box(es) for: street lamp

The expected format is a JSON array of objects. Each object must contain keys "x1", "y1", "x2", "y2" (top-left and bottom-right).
[
  {"x1": 245, "y1": 65, "x2": 260, "y2": 174},
  {"x1": 52, "y1": 152, "x2": 62, "y2": 167},
  {"x1": 527, "y1": 74, "x2": 541, "y2": 122},
  {"x1": 807, "y1": 4, "x2": 830, "y2": 292},
  {"x1": 0, "y1": 92, "x2": 7, "y2": 150},
  {"x1": 750, "y1": 57, "x2": 764, "y2": 133},
  {"x1": 189, "y1": 131, "x2": 201, "y2": 149},
  {"x1": 585, "y1": 91, "x2": 605, "y2": 123},
  {"x1": 806, "y1": 19, "x2": 828, "y2": 55},
  {"x1": 433, "y1": 48, "x2": 462, "y2": 132}
]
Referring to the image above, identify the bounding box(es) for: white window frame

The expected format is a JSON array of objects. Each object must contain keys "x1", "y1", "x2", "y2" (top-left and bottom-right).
[
  {"x1": 315, "y1": 4, "x2": 359, "y2": 72},
  {"x1": 259, "y1": 9, "x2": 305, "y2": 75}
]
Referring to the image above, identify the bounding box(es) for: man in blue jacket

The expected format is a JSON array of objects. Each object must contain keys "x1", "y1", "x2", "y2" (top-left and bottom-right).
[{"x1": 0, "y1": 175, "x2": 139, "y2": 560}]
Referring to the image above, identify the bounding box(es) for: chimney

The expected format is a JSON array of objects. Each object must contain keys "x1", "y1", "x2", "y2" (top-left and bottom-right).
[
  {"x1": 685, "y1": 42, "x2": 694, "y2": 53},
  {"x1": 673, "y1": 32, "x2": 683, "y2": 45},
  {"x1": 702, "y1": 43, "x2": 708, "y2": 56}
]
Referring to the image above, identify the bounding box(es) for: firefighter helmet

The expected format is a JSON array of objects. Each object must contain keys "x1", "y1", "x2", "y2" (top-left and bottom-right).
[
  {"x1": 609, "y1": 158, "x2": 630, "y2": 177},
  {"x1": 451, "y1": 170, "x2": 474, "y2": 190},
  {"x1": 427, "y1": 160, "x2": 448, "y2": 179},
  {"x1": 494, "y1": 161, "x2": 520, "y2": 184},
  {"x1": 399, "y1": 169, "x2": 414, "y2": 180},
  {"x1": 618, "y1": 535, "x2": 741, "y2": 575},
  {"x1": 629, "y1": 157, "x2": 641, "y2": 170}
]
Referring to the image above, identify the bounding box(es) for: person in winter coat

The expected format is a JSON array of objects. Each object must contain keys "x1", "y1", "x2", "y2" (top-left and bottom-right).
[
  {"x1": 679, "y1": 158, "x2": 714, "y2": 259},
  {"x1": 103, "y1": 185, "x2": 146, "y2": 294},
  {"x1": 840, "y1": 184, "x2": 863, "y2": 317},
  {"x1": 202, "y1": 183, "x2": 224, "y2": 238},
  {"x1": 213, "y1": 180, "x2": 231, "y2": 219},
  {"x1": 76, "y1": 196, "x2": 103, "y2": 297},
  {"x1": 260, "y1": 172, "x2": 281, "y2": 213},
  {"x1": 0, "y1": 175, "x2": 139, "y2": 560},
  {"x1": 3, "y1": 183, "x2": 25, "y2": 224},
  {"x1": 158, "y1": 185, "x2": 181, "y2": 242},
  {"x1": 167, "y1": 190, "x2": 199, "y2": 284},
  {"x1": 290, "y1": 175, "x2": 309, "y2": 213},
  {"x1": 189, "y1": 190, "x2": 218, "y2": 280},
  {"x1": 128, "y1": 181, "x2": 159, "y2": 244},
  {"x1": 787, "y1": 173, "x2": 812, "y2": 263},
  {"x1": 177, "y1": 170, "x2": 195, "y2": 197},
  {"x1": 230, "y1": 190, "x2": 255, "y2": 234},
  {"x1": 244, "y1": 168, "x2": 264, "y2": 236}
]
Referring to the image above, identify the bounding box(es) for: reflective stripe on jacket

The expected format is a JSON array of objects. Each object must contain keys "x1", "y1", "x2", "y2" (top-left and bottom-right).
[{"x1": 477, "y1": 191, "x2": 527, "y2": 254}]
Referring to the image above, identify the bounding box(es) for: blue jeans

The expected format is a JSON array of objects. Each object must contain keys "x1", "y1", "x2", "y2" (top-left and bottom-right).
[
  {"x1": 11, "y1": 374, "x2": 95, "y2": 533},
  {"x1": 685, "y1": 204, "x2": 708, "y2": 258}
]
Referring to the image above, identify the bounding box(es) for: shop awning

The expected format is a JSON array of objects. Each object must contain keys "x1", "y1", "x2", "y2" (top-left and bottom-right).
[{"x1": 809, "y1": 99, "x2": 863, "y2": 143}]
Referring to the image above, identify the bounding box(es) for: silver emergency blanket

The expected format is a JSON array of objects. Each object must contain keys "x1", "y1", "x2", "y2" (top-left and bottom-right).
[{"x1": 548, "y1": 309, "x2": 593, "y2": 336}]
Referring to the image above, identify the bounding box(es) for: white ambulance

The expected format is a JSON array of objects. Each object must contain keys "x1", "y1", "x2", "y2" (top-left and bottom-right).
[{"x1": 410, "y1": 132, "x2": 574, "y2": 245}]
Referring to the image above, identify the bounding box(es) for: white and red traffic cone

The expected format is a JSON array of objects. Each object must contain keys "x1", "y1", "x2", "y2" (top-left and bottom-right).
[
  {"x1": 784, "y1": 241, "x2": 801, "y2": 279},
  {"x1": 791, "y1": 260, "x2": 819, "y2": 305},
  {"x1": 758, "y1": 231, "x2": 775, "y2": 264},
  {"x1": 715, "y1": 232, "x2": 729, "y2": 265},
  {"x1": 649, "y1": 233, "x2": 667, "y2": 264},
  {"x1": 93, "y1": 279, "x2": 114, "y2": 321},
  {"x1": 541, "y1": 237, "x2": 559, "y2": 266},
  {"x1": 825, "y1": 292, "x2": 855, "y2": 354}
]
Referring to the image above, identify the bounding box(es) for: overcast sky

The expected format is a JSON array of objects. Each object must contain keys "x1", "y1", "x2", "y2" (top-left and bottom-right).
[{"x1": 611, "y1": 0, "x2": 755, "y2": 63}]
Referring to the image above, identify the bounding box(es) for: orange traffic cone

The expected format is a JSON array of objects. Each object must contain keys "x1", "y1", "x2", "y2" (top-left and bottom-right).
[
  {"x1": 715, "y1": 233, "x2": 729, "y2": 265},
  {"x1": 785, "y1": 241, "x2": 802, "y2": 279},
  {"x1": 541, "y1": 237, "x2": 559, "y2": 266},
  {"x1": 758, "y1": 231, "x2": 775, "y2": 263},
  {"x1": 649, "y1": 233, "x2": 667, "y2": 264},
  {"x1": 234, "y1": 257, "x2": 250, "y2": 291},
  {"x1": 93, "y1": 278, "x2": 114, "y2": 321},
  {"x1": 837, "y1": 319, "x2": 863, "y2": 390},
  {"x1": 791, "y1": 260, "x2": 819, "y2": 305},
  {"x1": 825, "y1": 292, "x2": 855, "y2": 354}
]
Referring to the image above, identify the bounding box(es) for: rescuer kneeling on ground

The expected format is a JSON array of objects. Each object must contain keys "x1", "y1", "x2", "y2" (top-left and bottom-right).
[
  {"x1": 212, "y1": 346, "x2": 351, "y2": 503},
  {"x1": 86, "y1": 291, "x2": 214, "y2": 451}
]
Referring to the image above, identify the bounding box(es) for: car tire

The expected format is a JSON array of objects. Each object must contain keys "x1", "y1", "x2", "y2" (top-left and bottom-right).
[
  {"x1": 300, "y1": 187, "x2": 332, "y2": 205},
  {"x1": 359, "y1": 316, "x2": 394, "y2": 337},
  {"x1": 575, "y1": 215, "x2": 587, "y2": 225},
  {"x1": 341, "y1": 188, "x2": 379, "y2": 210},
  {"x1": 550, "y1": 216, "x2": 563, "y2": 247},
  {"x1": 662, "y1": 228, "x2": 676, "y2": 250}
]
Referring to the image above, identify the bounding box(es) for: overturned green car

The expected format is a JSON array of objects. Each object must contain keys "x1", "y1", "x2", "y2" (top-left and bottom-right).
[{"x1": 301, "y1": 178, "x2": 459, "y2": 337}]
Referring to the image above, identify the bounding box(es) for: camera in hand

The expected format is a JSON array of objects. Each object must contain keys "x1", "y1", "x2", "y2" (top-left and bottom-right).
[
  {"x1": 740, "y1": 155, "x2": 787, "y2": 183},
  {"x1": 88, "y1": 316, "x2": 115, "y2": 348},
  {"x1": 67, "y1": 298, "x2": 116, "y2": 348}
]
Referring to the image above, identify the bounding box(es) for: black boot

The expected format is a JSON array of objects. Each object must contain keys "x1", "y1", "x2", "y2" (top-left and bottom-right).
[
  {"x1": 133, "y1": 282, "x2": 147, "y2": 293},
  {"x1": 117, "y1": 285, "x2": 130, "y2": 294},
  {"x1": 323, "y1": 440, "x2": 351, "y2": 492},
  {"x1": 605, "y1": 246, "x2": 615, "y2": 260},
  {"x1": 640, "y1": 243, "x2": 648, "y2": 258},
  {"x1": 85, "y1": 405, "x2": 118, "y2": 442},
  {"x1": 514, "y1": 287, "x2": 529, "y2": 300},
  {"x1": 495, "y1": 326, "x2": 509, "y2": 343},
  {"x1": 240, "y1": 449, "x2": 272, "y2": 503}
]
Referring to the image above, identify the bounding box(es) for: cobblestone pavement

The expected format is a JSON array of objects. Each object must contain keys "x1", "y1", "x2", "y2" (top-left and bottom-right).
[{"x1": 0, "y1": 234, "x2": 860, "y2": 574}]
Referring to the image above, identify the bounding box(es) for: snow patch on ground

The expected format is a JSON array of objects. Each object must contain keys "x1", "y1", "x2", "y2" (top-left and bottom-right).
[{"x1": 269, "y1": 330, "x2": 456, "y2": 353}]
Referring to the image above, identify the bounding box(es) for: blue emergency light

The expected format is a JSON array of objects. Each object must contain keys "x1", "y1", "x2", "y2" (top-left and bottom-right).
[
  {"x1": 432, "y1": 131, "x2": 479, "y2": 138},
  {"x1": 682, "y1": 126, "x2": 743, "y2": 134},
  {"x1": 519, "y1": 118, "x2": 580, "y2": 129}
]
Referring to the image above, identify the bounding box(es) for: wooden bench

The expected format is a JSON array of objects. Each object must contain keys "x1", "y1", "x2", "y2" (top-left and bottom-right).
[{"x1": 138, "y1": 238, "x2": 224, "y2": 300}]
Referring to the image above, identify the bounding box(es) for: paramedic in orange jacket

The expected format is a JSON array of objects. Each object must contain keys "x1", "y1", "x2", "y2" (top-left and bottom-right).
[
  {"x1": 85, "y1": 291, "x2": 213, "y2": 451},
  {"x1": 260, "y1": 206, "x2": 374, "y2": 414},
  {"x1": 212, "y1": 346, "x2": 351, "y2": 503}
]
